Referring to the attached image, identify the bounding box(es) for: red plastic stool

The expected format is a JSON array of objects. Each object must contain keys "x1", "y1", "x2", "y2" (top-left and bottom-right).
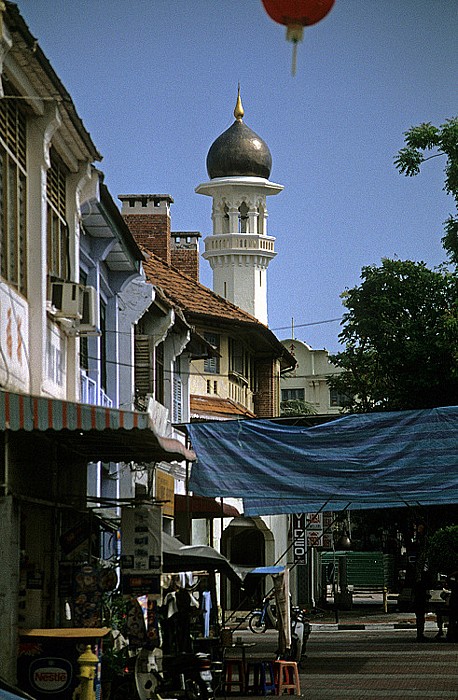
[
  {"x1": 273, "y1": 660, "x2": 301, "y2": 695},
  {"x1": 223, "y1": 658, "x2": 245, "y2": 694}
]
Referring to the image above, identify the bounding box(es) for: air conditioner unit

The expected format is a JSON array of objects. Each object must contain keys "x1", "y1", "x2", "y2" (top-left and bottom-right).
[
  {"x1": 51, "y1": 282, "x2": 82, "y2": 319},
  {"x1": 78, "y1": 285, "x2": 101, "y2": 336}
]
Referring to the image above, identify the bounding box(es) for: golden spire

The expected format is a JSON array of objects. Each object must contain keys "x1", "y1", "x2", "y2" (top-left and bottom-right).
[{"x1": 234, "y1": 83, "x2": 244, "y2": 121}]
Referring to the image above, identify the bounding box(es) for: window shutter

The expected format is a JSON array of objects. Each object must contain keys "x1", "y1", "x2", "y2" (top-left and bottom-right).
[
  {"x1": 204, "y1": 333, "x2": 220, "y2": 374},
  {"x1": 173, "y1": 360, "x2": 183, "y2": 423},
  {"x1": 135, "y1": 335, "x2": 154, "y2": 398}
]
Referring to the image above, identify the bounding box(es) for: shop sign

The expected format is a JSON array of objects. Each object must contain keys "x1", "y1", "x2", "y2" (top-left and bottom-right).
[
  {"x1": 121, "y1": 505, "x2": 162, "y2": 572},
  {"x1": 306, "y1": 512, "x2": 333, "y2": 549},
  {"x1": 292, "y1": 513, "x2": 307, "y2": 563},
  {"x1": 121, "y1": 573, "x2": 161, "y2": 596},
  {"x1": 0, "y1": 282, "x2": 29, "y2": 391},
  {"x1": 155, "y1": 469, "x2": 175, "y2": 517},
  {"x1": 29, "y1": 657, "x2": 72, "y2": 694}
]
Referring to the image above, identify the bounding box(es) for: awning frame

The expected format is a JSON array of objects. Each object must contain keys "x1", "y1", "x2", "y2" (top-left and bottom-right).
[{"x1": 0, "y1": 390, "x2": 195, "y2": 464}]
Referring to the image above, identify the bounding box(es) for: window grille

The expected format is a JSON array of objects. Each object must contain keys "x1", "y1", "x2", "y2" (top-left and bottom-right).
[{"x1": 281, "y1": 388, "x2": 305, "y2": 402}]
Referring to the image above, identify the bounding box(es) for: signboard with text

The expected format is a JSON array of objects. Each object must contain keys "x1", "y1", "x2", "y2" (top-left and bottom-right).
[
  {"x1": 292, "y1": 513, "x2": 307, "y2": 563},
  {"x1": 293, "y1": 512, "x2": 334, "y2": 560}
]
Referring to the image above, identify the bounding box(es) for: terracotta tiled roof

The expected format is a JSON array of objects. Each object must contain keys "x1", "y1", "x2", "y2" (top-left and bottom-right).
[
  {"x1": 190, "y1": 395, "x2": 256, "y2": 420},
  {"x1": 141, "y1": 248, "x2": 296, "y2": 367},
  {"x1": 142, "y1": 249, "x2": 261, "y2": 324}
]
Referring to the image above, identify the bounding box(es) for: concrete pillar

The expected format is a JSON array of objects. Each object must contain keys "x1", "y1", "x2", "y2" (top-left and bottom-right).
[{"x1": 0, "y1": 495, "x2": 20, "y2": 683}]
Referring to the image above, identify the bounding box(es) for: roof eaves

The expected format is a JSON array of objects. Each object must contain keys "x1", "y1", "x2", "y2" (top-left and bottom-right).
[
  {"x1": 5, "y1": 2, "x2": 101, "y2": 163},
  {"x1": 100, "y1": 182, "x2": 144, "y2": 263}
]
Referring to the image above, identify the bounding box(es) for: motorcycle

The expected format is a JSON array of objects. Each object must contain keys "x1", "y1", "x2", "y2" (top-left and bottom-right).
[
  {"x1": 289, "y1": 606, "x2": 312, "y2": 667},
  {"x1": 248, "y1": 594, "x2": 278, "y2": 633},
  {"x1": 150, "y1": 651, "x2": 215, "y2": 700},
  {"x1": 247, "y1": 597, "x2": 312, "y2": 667},
  {"x1": 110, "y1": 647, "x2": 216, "y2": 700}
]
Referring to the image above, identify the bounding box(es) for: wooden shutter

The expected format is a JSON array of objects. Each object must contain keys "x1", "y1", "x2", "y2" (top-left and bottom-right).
[{"x1": 135, "y1": 335, "x2": 154, "y2": 398}]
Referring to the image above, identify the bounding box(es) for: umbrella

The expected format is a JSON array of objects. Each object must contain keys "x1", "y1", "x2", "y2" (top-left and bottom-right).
[{"x1": 162, "y1": 532, "x2": 241, "y2": 583}]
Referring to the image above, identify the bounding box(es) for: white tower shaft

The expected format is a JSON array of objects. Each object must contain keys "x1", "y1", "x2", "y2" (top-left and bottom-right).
[{"x1": 196, "y1": 176, "x2": 282, "y2": 325}]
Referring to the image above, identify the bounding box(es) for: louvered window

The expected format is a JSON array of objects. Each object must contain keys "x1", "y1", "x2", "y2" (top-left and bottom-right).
[
  {"x1": 173, "y1": 357, "x2": 183, "y2": 423},
  {"x1": 155, "y1": 341, "x2": 164, "y2": 404},
  {"x1": 46, "y1": 149, "x2": 69, "y2": 280},
  {"x1": 135, "y1": 335, "x2": 165, "y2": 404},
  {"x1": 203, "y1": 332, "x2": 220, "y2": 374},
  {"x1": 135, "y1": 335, "x2": 155, "y2": 398},
  {"x1": 0, "y1": 92, "x2": 27, "y2": 294}
]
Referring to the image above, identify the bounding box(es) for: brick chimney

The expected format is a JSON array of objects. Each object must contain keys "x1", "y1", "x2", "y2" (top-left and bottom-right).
[
  {"x1": 119, "y1": 194, "x2": 173, "y2": 265},
  {"x1": 171, "y1": 231, "x2": 201, "y2": 281}
]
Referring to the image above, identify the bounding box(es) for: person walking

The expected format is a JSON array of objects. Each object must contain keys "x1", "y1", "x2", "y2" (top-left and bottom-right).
[
  {"x1": 413, "y1": 572, "x2": 431, "y2": 641},
  {"x1": 446, "y1": 571, "x2": 458, "y2": 642},
  {"x1": 410, "y1": 523, "x2": 431, "y2": 641}
]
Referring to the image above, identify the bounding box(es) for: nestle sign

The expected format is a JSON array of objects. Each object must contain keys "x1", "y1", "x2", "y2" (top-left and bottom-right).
[{"x1": 30, "y1": 658, "x2": 72, "y2": 694}]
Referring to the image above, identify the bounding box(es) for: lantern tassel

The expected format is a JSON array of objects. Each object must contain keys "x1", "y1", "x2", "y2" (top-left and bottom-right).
[
  {"x1": 291, "y1": 41, "x2": 298, "y2": 77},
  {"x1": 286, "y1": 25, "x2": 304, "y2": 77}
]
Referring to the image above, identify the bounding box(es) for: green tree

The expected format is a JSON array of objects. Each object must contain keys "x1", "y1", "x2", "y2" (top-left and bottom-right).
[
  {"x1": 394, "y1": 117, "x2": 458, "y2": 263},
  {"x1": 329, "y1": 258, "x2": 458, "y2": 412},
  {"x1": 280, "y1": 398, "x2": 316, "y2": 416},
  {"x1": 426, "y1": 526, "x2": 458, "y2": 577},
  {"x1": 328, "y1": 118, "x2": 458, "y2": 413}
]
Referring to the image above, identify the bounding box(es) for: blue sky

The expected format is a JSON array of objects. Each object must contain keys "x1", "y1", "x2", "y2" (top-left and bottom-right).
[{"x1": 19, "y1": 1, "x2": 457, "y2": 352}]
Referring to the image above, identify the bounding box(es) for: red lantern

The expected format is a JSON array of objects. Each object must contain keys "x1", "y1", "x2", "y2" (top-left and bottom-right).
[{"x1": 261, "y1": 0, "x2": 335, "y2": 75}]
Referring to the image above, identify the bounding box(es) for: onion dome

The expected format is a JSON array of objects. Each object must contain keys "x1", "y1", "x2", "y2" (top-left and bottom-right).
[{"x1": 206, "y1": 88, "x2": 272, "y2": 179}]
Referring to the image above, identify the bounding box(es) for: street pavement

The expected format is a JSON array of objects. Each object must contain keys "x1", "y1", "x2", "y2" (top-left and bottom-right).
[{"x1": 224, "y1": 608, "x2": 458, "y2": 699}]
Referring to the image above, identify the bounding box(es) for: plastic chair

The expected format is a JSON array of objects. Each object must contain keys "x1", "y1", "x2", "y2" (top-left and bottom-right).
[
  {"x1": 223, "y1": 658, "x2": 245, "y2": 694},
  {"x1": 273, "y1": 660, "x2": 301, "y2": 695},
  {"x1": 246, "y1": 660, "x2": 276, "y2": 695}
]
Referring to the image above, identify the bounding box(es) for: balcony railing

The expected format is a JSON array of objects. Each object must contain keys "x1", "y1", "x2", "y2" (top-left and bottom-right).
[{"x1": 80, "y1": 370, "x2": 113, "y2": 408}]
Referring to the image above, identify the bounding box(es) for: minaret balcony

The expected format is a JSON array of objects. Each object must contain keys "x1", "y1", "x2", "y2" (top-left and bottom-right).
[{"x1": 203, "y1": 233, "x2": 276, "y2": 259}]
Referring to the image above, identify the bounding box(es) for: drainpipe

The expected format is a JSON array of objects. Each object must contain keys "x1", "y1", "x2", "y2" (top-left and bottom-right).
[
  {"x1": 2, "y1": 430, "x2": 10, "y2": 496},
  {"x1": 185, "y1": 459, "x2": 191, "y2": 545}
]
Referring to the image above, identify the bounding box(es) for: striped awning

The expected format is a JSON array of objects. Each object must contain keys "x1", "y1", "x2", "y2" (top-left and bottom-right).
[{"x1": 0, "y1": 390, "x2": 195, "y2": 463}]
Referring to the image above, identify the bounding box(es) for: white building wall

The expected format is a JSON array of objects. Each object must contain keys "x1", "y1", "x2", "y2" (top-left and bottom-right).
[{"x1": 281, "y1": 338, "x2": 342, "y2": 415}]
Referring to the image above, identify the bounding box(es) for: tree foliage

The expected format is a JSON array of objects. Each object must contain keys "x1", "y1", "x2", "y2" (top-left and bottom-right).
[
  {"x1": 394, "y1": 117, "x2": 458, "y2": 263},
  {"x1": 426, "y1": 526, "x2": 458, "y2": 577},
  {"x1": 329, "y1": 259, "x2": 458, "y2": 412},
  {"x1": 280, "y1": 399, "x2": 316, "y2": 417},
  {"x1": 329, "y1": 118, "x2": 458, "y2": 413}
]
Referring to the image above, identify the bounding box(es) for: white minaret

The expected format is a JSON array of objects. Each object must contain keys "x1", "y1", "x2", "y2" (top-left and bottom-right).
[{"x1": 196, "y1": 89, "x2": 283, "y2": 325}]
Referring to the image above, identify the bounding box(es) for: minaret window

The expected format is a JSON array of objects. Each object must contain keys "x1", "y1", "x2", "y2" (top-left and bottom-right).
[
  {"x1": 257, "y1": 204, "x2": 265, "y2": 235},
  {"x1": 222, "y1": 204, "x2": 229, "y2": 234},
  {"x1": 238, "y1": 202, "x2": 249, "y2": 233}
]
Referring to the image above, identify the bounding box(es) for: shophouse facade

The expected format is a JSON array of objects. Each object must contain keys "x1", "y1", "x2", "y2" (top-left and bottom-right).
[
  {"x1": 0, "y1": 3, "x2": 193, "y2": 681},
  {"x1": 121, "y1": 192, "x2": 296, "y2": 608}
]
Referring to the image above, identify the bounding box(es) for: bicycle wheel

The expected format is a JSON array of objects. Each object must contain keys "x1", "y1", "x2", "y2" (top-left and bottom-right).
[{"x1": 248, "y1": 611, "x2": 267, "y2": 633}]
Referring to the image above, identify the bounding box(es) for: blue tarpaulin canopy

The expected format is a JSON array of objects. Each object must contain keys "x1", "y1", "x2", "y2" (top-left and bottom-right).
[{"x1": 187, "y1": 407, "x2": 458, "y2": 515}]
